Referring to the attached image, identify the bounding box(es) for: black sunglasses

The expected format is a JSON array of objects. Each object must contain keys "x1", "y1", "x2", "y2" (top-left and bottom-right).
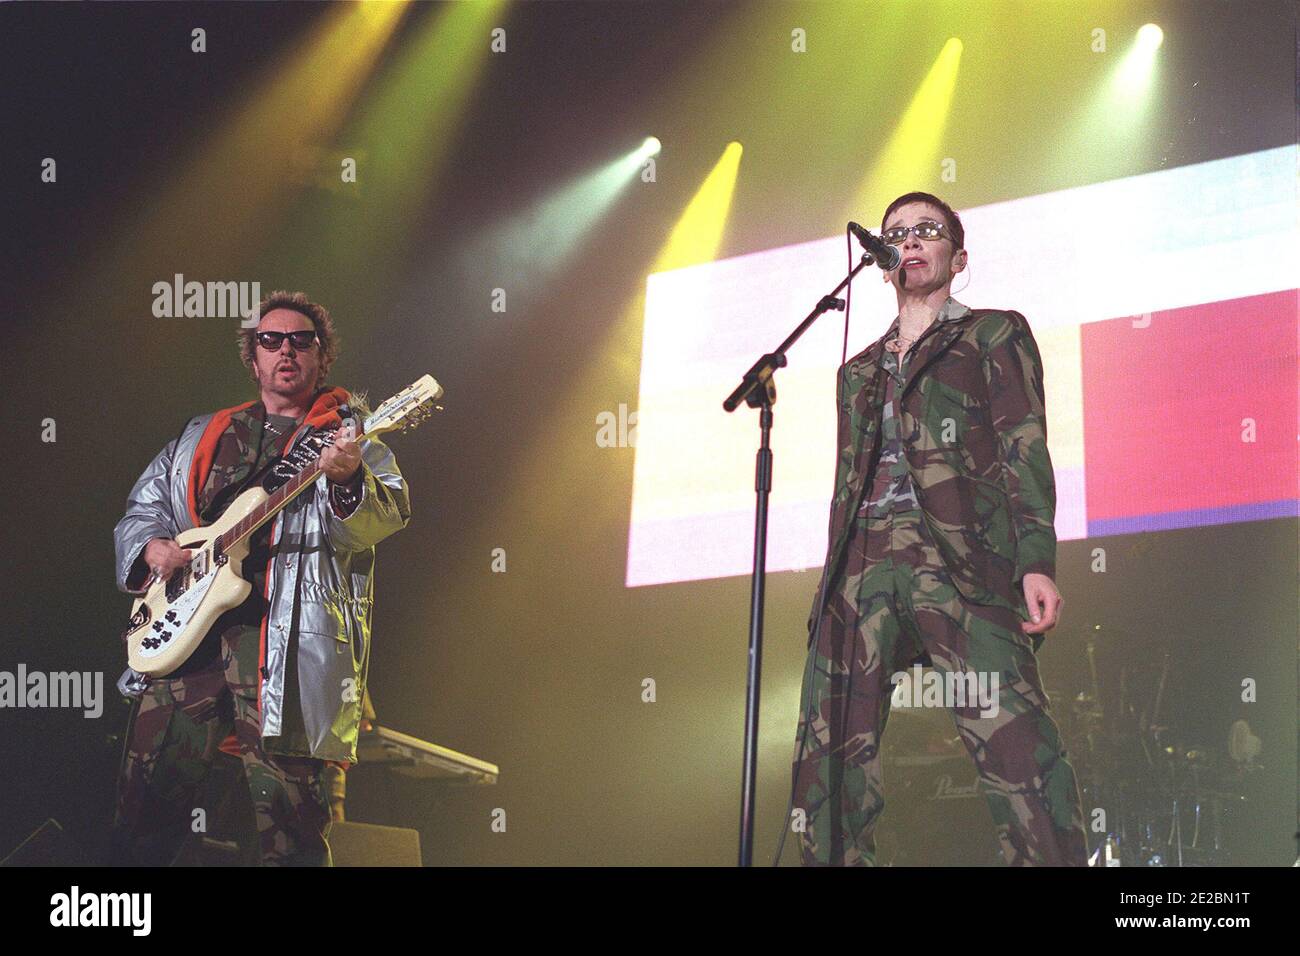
[{"x1": 256, "y1": 330, "x2": 318, "y2": 351}]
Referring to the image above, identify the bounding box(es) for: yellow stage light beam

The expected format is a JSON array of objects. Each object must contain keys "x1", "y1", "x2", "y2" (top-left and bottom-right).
[
  {"x1": 653, "y1": 141, "x2": 744, "y2": 275},
  {"x1": 400, "y1": 143, "x2": 748, "y2": 662},
  {"x1": 478, "y1": 142, "x2": 746, "y2": 548},
  {"x1": 845, "y1": 38, "x2": 963, "y2": 226},
  {"x1": 263, "y1": 0, "x2": 507, "y2": 292},
  {"x1": 604, "y1": 140, "x2": 744, "y2": 381},
  {"x1": 84, "y1": 1, "x2": 411, "y2": 289}
]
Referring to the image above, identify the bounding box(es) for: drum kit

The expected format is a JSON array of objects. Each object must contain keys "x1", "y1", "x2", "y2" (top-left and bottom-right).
[
  {"x1": 877, "y1": 623, "x2": 1268, "y2": 867},
  {"x1": 1058, "y1": 630, "x2": 1264, "y2": 867}
]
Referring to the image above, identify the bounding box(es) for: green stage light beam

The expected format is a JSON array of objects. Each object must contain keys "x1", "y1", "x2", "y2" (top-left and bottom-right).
[
  {"x1": 1116, "y1": 23, "x2": 1164, "y2": 93},
  {"x1": 457, "y1": 136, "x2": 666, "y2": 291},
  {"x1": 1052, "y1": 21, "x2": 1164, "y2": 181},
  {"x1": 260, "y1": 0, "x2": 508, "y2": 303},
  {"x1": 463, "y1": 142, "x2": 746, "y2": 547}
]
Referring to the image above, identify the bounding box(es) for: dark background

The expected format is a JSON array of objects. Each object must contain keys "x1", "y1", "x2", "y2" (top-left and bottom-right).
[{"x1": 0, "y1": 0, "x2": 1295, "y2": 866}]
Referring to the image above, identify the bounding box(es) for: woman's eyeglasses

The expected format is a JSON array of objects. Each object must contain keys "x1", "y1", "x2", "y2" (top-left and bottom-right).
[
  {"x1": 256, "y1": 330, "x2": 318, "y2": 351},
  {"x1": 881, "y1": 220, "x2": 953, "y2": 245}
]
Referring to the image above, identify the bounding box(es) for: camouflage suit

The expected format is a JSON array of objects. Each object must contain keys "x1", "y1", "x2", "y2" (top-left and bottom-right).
[
  {"x1": 791, "y1": 297, "x2": 1087, "y2": 866},
  {"x1": 112, "y1": 405, "x2": 343, "y2": 866}
]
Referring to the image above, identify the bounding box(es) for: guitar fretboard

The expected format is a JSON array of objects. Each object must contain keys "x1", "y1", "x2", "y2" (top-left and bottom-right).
[
  {"x1": 215, "y1": 423, "x2": 367, "y2": 552},
  {"x1": 201, "y1": 376, "x2": 435, "y2": 555},
  {"x1": 215, "y1": 463, "x2": 312, "y2": 551}
]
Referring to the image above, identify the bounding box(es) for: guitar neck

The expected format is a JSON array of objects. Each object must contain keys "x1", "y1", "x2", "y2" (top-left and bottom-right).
[
  {"x1": 218, "y1": 424, "x2": 367, "y2": 552},
  {"x1": 206, "y1": 371, "x2": 441, "y2": 556}
]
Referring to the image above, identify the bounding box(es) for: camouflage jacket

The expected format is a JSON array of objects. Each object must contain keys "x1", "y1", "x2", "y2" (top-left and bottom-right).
[{"x1": 808, "y1": 300, "x2": 1057, "y2": 635}]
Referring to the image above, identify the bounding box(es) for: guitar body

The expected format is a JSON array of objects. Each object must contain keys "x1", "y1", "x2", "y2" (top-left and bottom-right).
[{"x1": 123, "y1": 486, "x2": 266, "y2": 675}]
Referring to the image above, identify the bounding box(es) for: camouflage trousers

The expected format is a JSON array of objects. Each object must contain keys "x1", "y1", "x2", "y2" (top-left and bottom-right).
[
  {"x1": 111, "y1": 623, "x2": 333, "y2": 866},
  {"x1": 791, "y1": 507, "x2": 1087, "y2": 866}
]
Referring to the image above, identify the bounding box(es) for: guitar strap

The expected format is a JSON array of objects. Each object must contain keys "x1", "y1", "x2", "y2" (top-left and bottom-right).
[{"x1": 260, "y1": 402, "x2": 352, "y2": 495}]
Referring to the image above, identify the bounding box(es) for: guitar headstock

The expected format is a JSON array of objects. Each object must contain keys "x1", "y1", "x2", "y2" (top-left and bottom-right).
[{"x1": 362, "y1": 374, "x2": 444, "y2": 437}]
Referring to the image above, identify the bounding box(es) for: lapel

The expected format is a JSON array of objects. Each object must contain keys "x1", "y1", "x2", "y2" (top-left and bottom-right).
[
  {"x1": 901, "y1": 297, "x2": 972, "y2": 399},
  {"x1": 847, "y1": 338, "x2": 888, "y2": 438},
  {"x1": 832, "y1": 340, "x2": 887, "y2": 547},
  {"x1": 845, "y1": 296, "x2": 972, "y2": 445}
]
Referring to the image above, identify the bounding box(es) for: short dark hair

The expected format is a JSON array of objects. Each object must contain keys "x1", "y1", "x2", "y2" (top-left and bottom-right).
[
  {"x1": 881, "y1": 191, "x2": 965, "y2": 250},
  {"x1": 238, "y1": 290, "x2": 340, "y2": 390}
]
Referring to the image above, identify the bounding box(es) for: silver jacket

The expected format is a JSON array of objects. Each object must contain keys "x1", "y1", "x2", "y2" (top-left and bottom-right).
[{"x1": 113, "y1": 405, "x2": 410, "y2": 762}]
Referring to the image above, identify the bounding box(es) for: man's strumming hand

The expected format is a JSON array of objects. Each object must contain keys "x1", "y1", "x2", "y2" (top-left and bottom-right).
[{"x1": 143, "y1": 538, "x2": 192, "y2": 583}]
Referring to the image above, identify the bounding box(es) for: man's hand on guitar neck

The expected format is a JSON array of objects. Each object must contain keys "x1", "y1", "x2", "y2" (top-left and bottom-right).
[
  {"x1": 319, "y1": 421, "x2": 362, "y2": 486},
  {"x1": 143, "y1": 538, "x2": 192, "y2": 584}
]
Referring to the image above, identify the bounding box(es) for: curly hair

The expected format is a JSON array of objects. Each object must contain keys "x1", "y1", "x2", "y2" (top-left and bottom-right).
[{"x1": 238, "y1": 290, "x2": 340, "y2": 390}]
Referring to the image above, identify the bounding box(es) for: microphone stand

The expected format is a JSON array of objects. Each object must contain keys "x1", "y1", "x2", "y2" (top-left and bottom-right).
[{"x1": 723, "y1": 250, "x2": 879, "y2": 866}]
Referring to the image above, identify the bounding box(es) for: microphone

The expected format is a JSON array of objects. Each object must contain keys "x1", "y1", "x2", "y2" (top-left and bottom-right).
[{"x1": 848, "y1": 222, "x2": 901, "y2": 271}]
